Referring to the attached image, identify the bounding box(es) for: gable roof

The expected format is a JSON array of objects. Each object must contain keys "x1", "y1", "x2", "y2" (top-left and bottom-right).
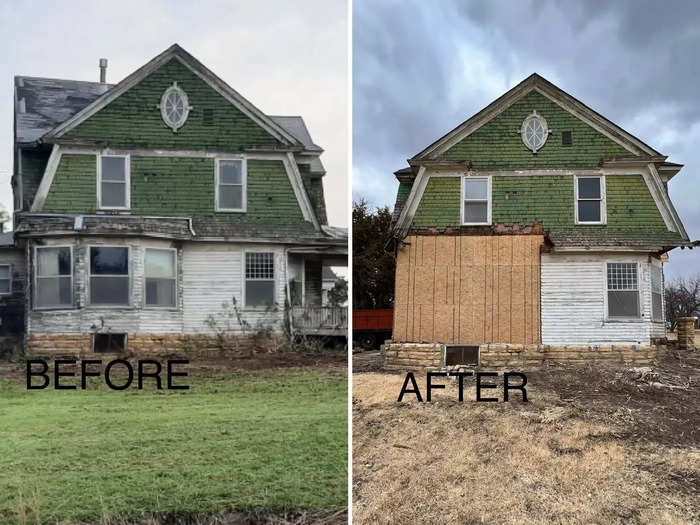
[
  {"x1": 14, "y1": 76, "x2": 112, "y2": 145},
  {"x1": 412, "y1": 73, "x2": 661, "y2": 161},
  {"x1": 42, "y1": 44, "x2": 303, "y2": 148}
]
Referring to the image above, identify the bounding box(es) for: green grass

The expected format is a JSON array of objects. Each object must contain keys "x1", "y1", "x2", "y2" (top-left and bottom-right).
[{"x1": 0, "y1": 367, "x2": 347, "y2": 524}]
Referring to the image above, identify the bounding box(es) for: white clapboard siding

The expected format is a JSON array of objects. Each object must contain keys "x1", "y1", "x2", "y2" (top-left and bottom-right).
[
  {"x1": 182, "y1": 243, "x2": 286, "y2": 334},
  {"x1": 541, "y1": 253, "x2": 665, "y2": 345}
]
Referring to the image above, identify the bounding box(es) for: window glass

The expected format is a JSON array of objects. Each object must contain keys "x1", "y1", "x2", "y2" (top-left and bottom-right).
[
  {"x1": 578, "y1": 177, "x2": 601, "y2": 199},
  {"x1": 462, "y1": 177, "x2": 489, "y2": 224},
  {"x1": 607, "y1": 263, "x2": 639, "y2": 318},
  {"x1": 218, "y1": 159, "x2": 244, "y2": 210},
  {"x1": 0, "y1": 265, "x2": 10, "y2": 293},
  {"x1": 90, "y1": 247, "x2": 129, "y2": 305},
  {"x1": 36, "y1": 247, "x2": 72, "y2": 308},
  {"x1": 464, "y1": 202, "x2": 488, "y2": 223},
  {"x1": 464, "y1": 178, "x2": 487, "y2": 199},
  {"x1": 245, "y1": 252, "x2": 275, "y2": 306},
  {"x1": 100, "y1": 156, "x2": 127, "y2": 208},
  {"x1": 578, "y1": 201, "x2": 601, "y2": 222},
  {"x1": 145, "y1": 249, "x2": 176, "y2": 307}
]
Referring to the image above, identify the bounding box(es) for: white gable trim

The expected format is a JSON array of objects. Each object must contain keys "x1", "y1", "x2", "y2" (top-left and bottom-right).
[
  {"x1": 416, "y1": 75, "x2": 658, "y2": 160},
  {"x1": 283, "y1": 152, "x2": 321, "y2": 230},
  {"x1": 43, "y1": 45, "x2": 301, "y2": 147},
  {"x1": 644, "y1": 163, "x2": 687, "y2": 238},
  {"x1": 30, "y1": 144, "x2": 62, "y2": 212},
  {"x1": 394, "y1": 166, "x2": 428, "y2": 237}
]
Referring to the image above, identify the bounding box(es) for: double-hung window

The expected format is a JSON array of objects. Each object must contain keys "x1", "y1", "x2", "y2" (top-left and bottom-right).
[
  {"x1": 607, "y1": 263, "x2": 640, "y2": 318},
  {"x1": 575, "y1": 176, "x2": 605, "y2": 224},
  {"x1": 245, "y1": 252, "x2": 275, "y2": 307},
  {"x1": 461, "y1": 176, "x2": 491, "y2": 225},
  {"x1": 216, "y1": 158, "x2": 246, "y2": 212},
  {"x1": 145, "y1": 248, "x2": 177, "y2": 307},
  {"x1": 99, "y1": 155, "x2": 130, "y2": 209},
  {"x1": 36, "y1": 247, "x2": 72, "y2": 308},
  {"x1": 90, "y1": 246, "x2": 129, "y2": 306},
  {"x1": 651, "y1": 265, "x2": 664, "y2": 322},
  {"x1": 0, "y1": 265, "x2": 10, "y2": 294}
]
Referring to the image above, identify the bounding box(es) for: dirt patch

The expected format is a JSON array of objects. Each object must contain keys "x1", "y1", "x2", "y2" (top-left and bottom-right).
[
  {"x1": 352, "y1": 351, "x2": 382, "y2": 373},
  {"x1": 353, "y1": 353, "x2": 700, "y2": 524}
]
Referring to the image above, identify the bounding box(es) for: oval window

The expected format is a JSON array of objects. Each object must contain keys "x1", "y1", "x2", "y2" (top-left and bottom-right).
[
  {"x1": 159, "y1": 82, "x2": 191, "y2": 132},
  {"x1": 521, "y1": 110, "x2": 549, "y2": 153}
]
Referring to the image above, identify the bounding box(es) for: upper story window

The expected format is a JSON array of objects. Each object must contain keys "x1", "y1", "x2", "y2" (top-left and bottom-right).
[
  {"x1": 245, "y1": 252, "x2": 275, "y2": 307},
  {"x1": 461, "y1": 176, "x2": 491, "y2": 225},
  {"x1": 607, "y1": 262, "x2": 640, "y2": 318},
  {"x1": 0, "y1": 265, "x2": 11, "y2": 295},
  {"x1": 159, "y1": 82, "x2": 191, "y2": 132},
  {"x1": 89, "y1": 246, "x2": 129, "y2": 306},
  {"x1": 575, "y1": 175, "x2": 605, "y2": 224},
  {"x1": 98, "y1": 155, "x2": 130, "y2": 210},
  {"x1": 145, "y1": 248, "x2": 177, "y2": 308},
  {"x1": 35, "y1": 246, "x2": 72, "y2": 308},
  {"x1": 216, "y1": 158, "x2": 247, "y2": 212}
]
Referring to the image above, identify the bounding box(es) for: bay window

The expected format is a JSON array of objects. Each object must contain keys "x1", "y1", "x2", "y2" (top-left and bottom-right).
[
  {"x1": 36, "y1": 246, "x2": 72, "y2": 308},
  {"x1": 145, "y1": 248, "x2": 177, "y2": 307},
  {"x1": 89, "y1": 246, "x2": 129, "y2": 306}
]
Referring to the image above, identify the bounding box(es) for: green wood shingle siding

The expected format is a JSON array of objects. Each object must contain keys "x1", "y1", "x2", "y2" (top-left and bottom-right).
[
  {"x1": 63, "y1": 59, "x2": 283, "y2": 150},
  {"x1": 411, "y1": 174, "x2": 667, "y2": 232},
  {"x1": 43, "y1": 154, "x2": 306, "y2": 223},
  {"x1": 441, "y1": 91, "x2": 629, "y2": 168}
]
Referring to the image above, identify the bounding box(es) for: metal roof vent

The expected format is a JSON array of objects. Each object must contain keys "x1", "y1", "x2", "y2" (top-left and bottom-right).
[{"x1": 99, "y1": 58, "x2": 108, "y2": 83}]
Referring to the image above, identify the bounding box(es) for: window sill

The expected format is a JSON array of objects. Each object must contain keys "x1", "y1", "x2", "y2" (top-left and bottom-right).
[
  {"x1": 604, "y1": 318, "x2": 645, "y2": 324},
  {"x1": 143, "y1": 306, "x2": 180, "y2": 311},
  {"x1": 33, "y1": 306, "x2": 76, "y2": 312},
  {"x1": 461, "y1": 222, "x2": 491, "y2": 226},
  {"x1": 96, "y1": 209, "x2": 132, "y2": 214},
  {"x1": 215, "y1": 209, "x2": 246, "y2": 213},
  {"x1": 86, "y1": 305, "x2": 134, "y2": 309},
  {"x1": 575, "y1": 222, "x2": 606, "y2": 226}
]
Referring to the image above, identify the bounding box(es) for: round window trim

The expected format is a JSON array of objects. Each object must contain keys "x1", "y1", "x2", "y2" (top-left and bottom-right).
[
  {"x1": 521, "y1": 110, "x2": 549, "y2": 153},
  {"x1": 159, "y1": 82, "x2": 192, "y2": 132}
]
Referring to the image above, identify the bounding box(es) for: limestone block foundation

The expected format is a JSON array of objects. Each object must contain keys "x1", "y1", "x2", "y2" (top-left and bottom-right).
[
  {"x1": 26, "y1": 333, "x2": 285, "y2": 359},
  {"x1": 677, "y1": 317, "x2": 697, "y2": 351},
  {"x1": 383, "y1": 341, "x2": 668, "y2": 370}
]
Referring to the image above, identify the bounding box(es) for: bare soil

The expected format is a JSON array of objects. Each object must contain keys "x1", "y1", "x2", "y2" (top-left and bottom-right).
[{"x1": 353, "y1": 350, "x2": 700, "y2": 524}]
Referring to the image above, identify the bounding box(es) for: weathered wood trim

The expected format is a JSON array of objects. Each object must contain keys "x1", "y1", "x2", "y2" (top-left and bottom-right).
[
  {"x1": 284, "y1": 152, "x2": 320, "y2": 230},
  {"x1": 645, "y1": 163, "x2": 687, "y2": 238},
  {"x1": 394, "y1": 166, "x2": 427, "y2": 238},
  {"x1": 43, "y1": 45, "x2": 302, "y2": 147},
  {"x1": 30, "y1": 144, "x2": 61, "y2": 212}
]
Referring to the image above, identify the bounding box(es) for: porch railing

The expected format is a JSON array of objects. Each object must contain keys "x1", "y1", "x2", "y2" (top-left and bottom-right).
[{"x1": 291, "y1": 306, "x2": 348, "y2": 335}]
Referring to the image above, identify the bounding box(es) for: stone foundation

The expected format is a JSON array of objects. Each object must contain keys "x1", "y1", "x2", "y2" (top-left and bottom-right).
[
  {"x1": 26, "y1": 333, "x2": 286, "y2": 359},
  {"x1": 383, "y1": 341, "x2": 668, "y2": 370}
]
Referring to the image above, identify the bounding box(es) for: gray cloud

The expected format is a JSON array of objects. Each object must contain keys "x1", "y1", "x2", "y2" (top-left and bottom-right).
[{"x1": 353, "y1": 0, "x2": 700, "y2": 278}]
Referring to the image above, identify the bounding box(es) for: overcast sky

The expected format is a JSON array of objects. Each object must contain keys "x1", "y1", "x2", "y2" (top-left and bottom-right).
[
  {"x1": 0, "y1": 0, "x2": 348, "y2": 227},
  {"x1": 353, "y1": 0, "x2": 700, "y2": 279}
]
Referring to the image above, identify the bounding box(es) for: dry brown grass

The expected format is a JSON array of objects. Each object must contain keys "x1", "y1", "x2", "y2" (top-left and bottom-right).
[{"x1": 353, "y1": 370, "x2": 699, "y2": 524}]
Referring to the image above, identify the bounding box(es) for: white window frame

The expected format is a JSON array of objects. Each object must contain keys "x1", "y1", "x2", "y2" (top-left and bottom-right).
[
  {"x1": 97, "y1": 153, "x2": 131, "y2": 210},
  {"x1": 243, "y1": 250, "x2": 276, "y2": 309},
  {"x1": 215, "y1": 157, "x2": 247, "y2": 212},
  {"x1": 604, "y1": 261, "x2": 642, "y2": 321},
  {"x1": 574, "y1": 175, "x2": 606, "y2": 225},
  {"x1": 88, "y1": 245, "x2": 131, "y2": 308},
  {"x1": 0, "y1": 264, "x2": 12, "y2": 295},
  {"x1": 34, "y1": 245, "x2": 73, "y2": 310},
  {"x1": 460, "y1": 175, "x2": 492, "y2": 226},
  {"x1": 144, "y1": 247, "x2": 178, "y2": 309}
]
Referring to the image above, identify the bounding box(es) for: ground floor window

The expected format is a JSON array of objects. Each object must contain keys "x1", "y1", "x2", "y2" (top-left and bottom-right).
[
  {"x1": 145, "y1": 248, "x2": 176, "y2": 307},
  {"x1": 0, "y1": 265, "x2": 10, "y2": 294},
  {"x1": 90, "y1": 246, "x2": 129, "y2": 305},
  {"x1": 245, "y1": 252, "x2": 275, "y2": 307},
  {"x1": 607, "y1": 262, "x2": 639, "y2": 318},
  {"x1": 36, "y1": 246, "x2": 72, "y2": 308},
  {"x1": 651, "y1": 265, "x2": 663, "y2": 322}
]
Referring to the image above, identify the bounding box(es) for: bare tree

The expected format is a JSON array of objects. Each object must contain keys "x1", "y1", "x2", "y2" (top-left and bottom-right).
[{"x1": 664, "y1": 275, "x2": 700, "y2": 331}]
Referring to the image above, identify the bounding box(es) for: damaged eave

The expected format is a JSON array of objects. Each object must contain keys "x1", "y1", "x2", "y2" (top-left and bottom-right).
[{"x1": 407, "y1": 158, "x2": 472, "y2": 171}]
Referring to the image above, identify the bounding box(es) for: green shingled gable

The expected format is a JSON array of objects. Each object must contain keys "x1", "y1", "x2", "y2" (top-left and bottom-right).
[
  {"x1": 441, "y1": 91, "x2": 629, "y2": 168},
  {"x1": 63, "y1": 58, "x2": 283, "y2": 151},
  {"x1": 43, "y1": 154, "x2": 307, "y2": 224},
  {"x1": 410, "y1": 174, "x2": 668, "y2": 233}
]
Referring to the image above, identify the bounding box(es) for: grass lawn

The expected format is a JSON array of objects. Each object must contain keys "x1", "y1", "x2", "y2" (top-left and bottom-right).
[{"x1": 0, "y1": 365, "x2": 347, "y2": 524}]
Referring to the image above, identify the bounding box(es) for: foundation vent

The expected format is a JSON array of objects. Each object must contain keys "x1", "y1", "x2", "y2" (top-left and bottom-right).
[{"x1": 444, "y1": 344, "x2": 479, "y2": 366}]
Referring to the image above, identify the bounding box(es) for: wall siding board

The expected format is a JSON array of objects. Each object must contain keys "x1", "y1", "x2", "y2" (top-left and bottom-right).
[
  {"x1": 393, "y1": 234, "x2": 543, "y2": 344},
  {"x1": 541, "y1": 253, "x2": 664, "y2": 345}
]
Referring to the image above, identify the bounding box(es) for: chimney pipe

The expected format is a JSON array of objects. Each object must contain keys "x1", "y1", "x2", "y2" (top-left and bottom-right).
[{"x1": 99, "y1": 58, "x2": 108, "y2": 83}]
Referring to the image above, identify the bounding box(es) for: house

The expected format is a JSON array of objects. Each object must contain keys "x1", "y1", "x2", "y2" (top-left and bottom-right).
[
  {"x1": 2, "y1": 44, "x2": 347, "y2": 357},
  {"x1": 385, "y1": 74, "x2": 695, "y2": 369}
]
